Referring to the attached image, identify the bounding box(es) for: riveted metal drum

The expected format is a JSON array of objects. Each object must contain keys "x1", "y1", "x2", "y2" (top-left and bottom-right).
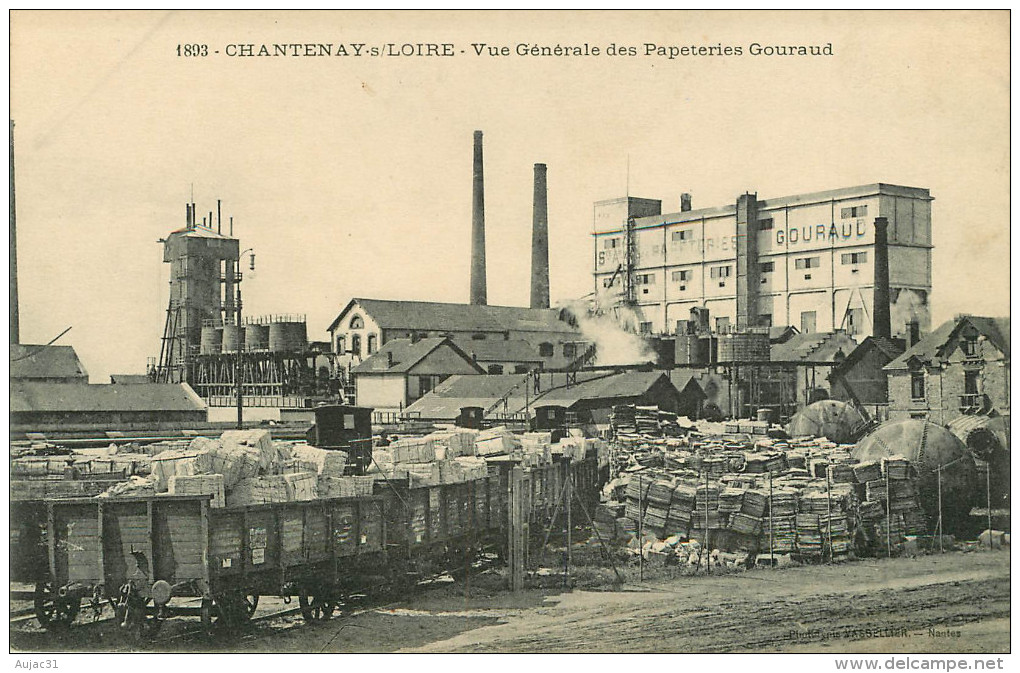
[
  {"x1": 221, "y1": 324, "x2": 243, "y2": 353},
  {"x1": 244, "y1": 324, "x2": 269, "y2": 351},
  {"x1": 200, "y1": 326, "x2": 223, "y2": 355},
  {"x1": 268, "y1": 320, "x2": 307, "y2": 352}
]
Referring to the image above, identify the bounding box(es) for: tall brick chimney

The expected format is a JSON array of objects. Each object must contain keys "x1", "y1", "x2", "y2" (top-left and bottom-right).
[
  {"x1": 469, "y1": 130, "x2": 487, "y2": 305},
  {"x1": 530, "y1": 163, "x2": 550, "y2": 309},
  {"x1": 872, "y1": 216, "x2": 892, "y2": 339}
]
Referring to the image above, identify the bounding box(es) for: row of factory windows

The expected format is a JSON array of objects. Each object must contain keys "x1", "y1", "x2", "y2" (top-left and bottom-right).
[
  {"x1": 336, "y1": 334, "x2": 580, "y2": 360},
  {"x1": 629, "y1": 252, "x2": 871, "y2": 293},
  {"x1": 643, "y1": 308, "x2": 867, "y2": 337},
  {"x1": 603, "y1": 205, "x2": 870, "y2": 247}
]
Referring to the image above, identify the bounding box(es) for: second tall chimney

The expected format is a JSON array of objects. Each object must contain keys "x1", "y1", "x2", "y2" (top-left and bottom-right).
[
  {"x1": 469, "y1": 130, "x2": 487, "y2": 305},
  {"x1": 873, "y1": 216, "x2": 891, "y2": 339},
  {"x1": 530, "y1": 163, "x2": 550, "y2": 309}
]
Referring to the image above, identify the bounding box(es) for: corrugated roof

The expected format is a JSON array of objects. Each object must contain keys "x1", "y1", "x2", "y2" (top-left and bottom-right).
[
  {"x1": 10, "y1": 344, "x2": 89, "y2": 381},
  {"x1": 350, "y1": 338, "x2": 484, "y2": 375},
  {"x1": 11, "y1": 382, "x2": 207, "y2": 413},
  {"x1": 885, "y1": 316, "x2": 1010, "y2": 371},
  {"x1": 328, "y1": 298, "x2": 579, "y2": 335},
  {"x1": 404, "y1": 370, "x2": 682, "y2": 420}
]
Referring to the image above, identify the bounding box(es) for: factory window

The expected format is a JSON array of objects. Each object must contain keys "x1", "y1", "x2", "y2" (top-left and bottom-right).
[
  {"x1": 715, "y1": 317, "x2": 730, "y2": 333},
  {"x1": 758, "y1": 217, "x2": 774, "y2": 231},
  {"x1": 910, "y1": 371, "x2": 925, "y2": 401},
  {"x1": 514, "y1": 364, "x2": 530, "y2": 374},
  {"x1": 800, "y1": 311, "x2": 817, "y2": 334},
  {"x1": 351, "y1": 334, "x2": 362, "y2": 357},
  {"x1": 961, "y1": 336, "x2": 978, "y2": 358},
  {"x1": 335, "y1": 336, "x2": 346, "y2": 354},
  {"x1": 639, "y1": 322, "x2": 653, "y2": 334},
  {"x1": 471, "y1": 333, "x2": 487, "y2": 340},
  {"x1": 563, "y1": 343, "x2": 577, "y2": 359},
  {"x1": 671, "y1": 229, "x2": 692, "y2": 242},
  {"x1": 846, "y1": 308, "x2": 863, "y2": 336},
  {"x1": 840, "y1": 205, "x2": 868, "y2": 219},
  {"x1": 487, "y1": 364, "x2": 504, "y2": 375},
  {"x1": 841, "y1": 252, "x2": 868, "y2": 265},
  {"x1": 539, "y1": 342, "x2": 554, "y2": 357},
  {"x1": 710, "y1": 265, "x2": 732, "y2": 279},
  {"x1": 604, "y1": 238, "x2": 620, "y2": 249},
  {"x1": 795, "y1": 257, "x2": 820, "y2": 270},
  {"x1": 635, "y1": 274, "x2": 655, "y2": 285},
  {"x1": 367, "y1": 335, "x2": 377, "y2": 354},
  {"x1": 760, "y1": 261, "x2": 775, "y2": 273},
  {"x1": 672, "y1": 270, "x2": 691, "y2": 282}
]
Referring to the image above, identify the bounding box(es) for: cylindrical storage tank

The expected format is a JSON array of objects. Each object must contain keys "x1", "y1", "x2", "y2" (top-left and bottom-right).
[
  {"x1": 244, "y1": 324, "x2": 270, "y2": 351},
  {"x1": 200, "y1": 326, "x2": 223, "y2": 355},
  {"x1": 787, "y1": 399, "x2": 864, "y2": 444},
  {"x1": 853, "y1": 418, "x2": 978, "y2": 532},
  {"x1": 717, "y1": 332, "x2": 770, "y2": 362},
  {"x1": 221, "y1": 324, "x2": 243, "y2": 353},
  {"x1": 269, "y1": 320, "x2": 308, "y2": 352}
]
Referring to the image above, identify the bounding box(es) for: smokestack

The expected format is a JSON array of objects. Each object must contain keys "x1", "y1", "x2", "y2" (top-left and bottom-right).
[
  {"x1": 907, "y1": 320, "x2": 920, "y2": 347},
  {"x1": 680, "y1": 193, "x2": 692, "y2": 212},
  {"x1": 530, "y1": 163, "x2": 550, "y2": 309},
  {"x1": 469, "y1": 130, "x2": 487, "y2": 305},
  {"x1": 873, "y1": 216, "x2": 891, "y2": 339},
  {"x1": 10, "y1": 120, "x2": 18, "y2": 345}
]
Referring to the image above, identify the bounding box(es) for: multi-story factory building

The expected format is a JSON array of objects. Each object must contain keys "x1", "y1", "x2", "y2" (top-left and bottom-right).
[{"x1": 592, "y1": 184, "x2": 933, "y2": 340}]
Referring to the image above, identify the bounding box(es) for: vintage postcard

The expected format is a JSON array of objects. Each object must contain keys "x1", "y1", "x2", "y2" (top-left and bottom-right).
[{"x1": 8, "y1": 9, "x2": 1010, "y2": 665}]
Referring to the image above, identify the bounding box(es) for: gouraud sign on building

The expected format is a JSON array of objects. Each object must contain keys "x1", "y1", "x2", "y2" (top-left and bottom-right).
[{"x1": 591, "y1": 183, "x2": 932, "y2": 339}]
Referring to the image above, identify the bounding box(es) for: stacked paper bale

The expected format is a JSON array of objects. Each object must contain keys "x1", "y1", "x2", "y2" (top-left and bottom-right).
[
  {"x1": 390, "y1": 437, "x2": 437, "y2": 464},
  {"x1": 795, "y1": 512, "x2": 823, "y2": 556},
  {"x1": 883, "y1": 457, "x2": 928, "y2": 536},
  {"x1": 288, "y1": 444, "x2": 348, "y2": 476},
  {"x1": 318, "y1": 475, "x2": 376, "y2": 499},
  {"x1": 453, "y1": 456, "x2": 488, "y2": 481},
  {"x1": 99, "y1": 476, "x2": 157, "y2": 499},
  {"x1": 226, "y1": 476, "x2": 290, "y2": 506},
  {"x1": 474, "y1": 427, "x2": 522, "y2": 457},
  {"x1": 635, "y1": 406, "x2": 660, "y2": 435},
  {"x1": 220, "y1": 430, "x2": 284, "y2": 472},
  {"x1": 168, "y1": 474, "x2": 225, "y2": 508},
  {"x1": 426, "y1": 429, "x2": 477, "y2": 458},
  {"x1": 641, "y1": 479, "x2": 676, "y2": 537},
  {"x1": 665, "y1": 483, "x2": 696, "y2": 536},
  {"x1": 611, "y1": 405, "x2": 637, "y2": 433},
  {"x1": 283, "y1": 472, "x2": 318, "y2": 501}
]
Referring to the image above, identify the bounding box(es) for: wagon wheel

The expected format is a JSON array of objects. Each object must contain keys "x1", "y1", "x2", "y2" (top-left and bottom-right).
[
  {"x1": 34, "y1": 582, "x2": 80, "y2": 630},
  {"x1": 298, "y1": 592, "x2": 335, "y2": 622},
  {"x1": 215, "y1": 592, "x2": 260, "y2": 627}
]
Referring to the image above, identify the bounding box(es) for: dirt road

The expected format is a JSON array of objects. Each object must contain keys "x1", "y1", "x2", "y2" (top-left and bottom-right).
[{"x1": 11, "y1": 549, "x2": 1009, "y2": 653}]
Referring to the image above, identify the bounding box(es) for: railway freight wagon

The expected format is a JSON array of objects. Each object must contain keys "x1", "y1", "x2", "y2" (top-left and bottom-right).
[{"x1": 10, "y1": 451, "x2": 603, "y2": 636}]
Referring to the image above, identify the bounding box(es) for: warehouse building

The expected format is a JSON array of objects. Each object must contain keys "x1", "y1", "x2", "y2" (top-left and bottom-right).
[
  {"x1": 327, "y1": 298, "x2": 587, "y2": 373},
  {"x1": 592, "y1": 183, "x2": 932, "y2": 341}
]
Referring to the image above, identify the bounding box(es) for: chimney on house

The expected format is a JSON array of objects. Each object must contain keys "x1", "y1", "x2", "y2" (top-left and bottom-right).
[
  {"x1": 872, "y1": 217, "x2": 892, "y2": 339},
  {"x1": 907, "y1": 320, "x2": 920, "y2": 347},
  {"x1": 469, "y1": 130, "x2": 487, "y2": 305},
  {"x1": 530, "y1": 163, "x2": 550, "y2": 309}
]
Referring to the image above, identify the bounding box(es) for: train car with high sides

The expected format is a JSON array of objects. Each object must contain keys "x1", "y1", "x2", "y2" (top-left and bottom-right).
[{"x1": 10, "y1": 447, "x2": 605, "y2": 639}]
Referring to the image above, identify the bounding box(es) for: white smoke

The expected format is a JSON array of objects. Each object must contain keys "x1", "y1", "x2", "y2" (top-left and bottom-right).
[
  {"x1": 891, "y1": 289, "x2": 929, "y2": 336},
  {"x1": 559, "y1": 296, "x2": 656, "y2": 367}
]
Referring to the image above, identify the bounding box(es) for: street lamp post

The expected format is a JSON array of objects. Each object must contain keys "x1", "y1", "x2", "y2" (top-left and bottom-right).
[{"x1": 235, "y1": 249, "x2": 255, "y2": 429}]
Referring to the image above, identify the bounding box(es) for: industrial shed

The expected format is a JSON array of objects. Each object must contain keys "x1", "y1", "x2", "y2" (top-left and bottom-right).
[
  {"x1": 404, "y1": 369, "x2": 695, "y2": 424},
  {"x1": 10, "y1": 344, "x2": 89, "y2": 383},
  {"x1": 10, "y1": 381, "x2": 207, "y2": 431}
]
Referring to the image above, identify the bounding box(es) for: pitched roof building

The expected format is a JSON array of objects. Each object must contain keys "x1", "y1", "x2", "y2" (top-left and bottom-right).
[
  {"x1": 884, "y1": 316, "x2": 1010, "y2": 425},
  {"x1": 328, "y1": 298, "x2": 587, "y2": 372},
  {"x1": 10, "y1": 344, "x2": 89, "y2": 383}
]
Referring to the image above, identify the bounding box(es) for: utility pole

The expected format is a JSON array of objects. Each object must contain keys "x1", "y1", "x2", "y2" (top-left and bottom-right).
[{"x1": 235, "y1": 283, "x2": 243, "y2": 429}]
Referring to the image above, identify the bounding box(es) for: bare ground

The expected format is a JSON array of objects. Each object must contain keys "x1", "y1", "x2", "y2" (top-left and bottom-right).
[{"x1": 11, "y1": 549, "x2": 1010, "y2": 654}]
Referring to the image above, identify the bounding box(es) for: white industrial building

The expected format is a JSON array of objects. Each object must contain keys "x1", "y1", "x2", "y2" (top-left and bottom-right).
[{"x1": 592, "y1": 183, "x2": 933, "y2": 341}]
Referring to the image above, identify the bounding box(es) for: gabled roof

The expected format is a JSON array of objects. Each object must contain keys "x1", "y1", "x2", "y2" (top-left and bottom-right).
[
  {"x1": 11, "y1": 382, "x2": 207, "y2": 413},
  {"x1": 167, "y1": 225, "x2": 236, "y2": 240},
  {"x1": 328, "y1": 298, "x2": 579, "y2": 335},
  {"x1": 770, "y1": 331, "x2": 858, "y2": 364},
  {"x1": 769, "y1": 325, "x2": 800, "y2": 344},
  {"x1": 885, "y1": 316, "x2": 1010, "y2": 371},
  {"x1": 350, "y1": 337, "x2": 485, "y2": 375},
  {"x1": 404, "y1": 370, "x2": 686, "y2": 420},
  {"x1": 829, "y1": 336, "x2": 906, "y2": 378},
  {"x1": 450, "y1": 338, "x2": 546, "y2": 363},
  {"x1": 10, "y1": 344, "x2": 89, "y2": 381}
]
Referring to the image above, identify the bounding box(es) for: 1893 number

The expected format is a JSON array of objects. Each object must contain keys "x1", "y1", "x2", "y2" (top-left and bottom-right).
[{"x1": 177, "y1": 44, "x2": 208, "y2": 57}]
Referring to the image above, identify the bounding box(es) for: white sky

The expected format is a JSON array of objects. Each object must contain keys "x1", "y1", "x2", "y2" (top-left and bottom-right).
[{"x1": 9, "y1": 10, "x2": 1010, "y2": 381}]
